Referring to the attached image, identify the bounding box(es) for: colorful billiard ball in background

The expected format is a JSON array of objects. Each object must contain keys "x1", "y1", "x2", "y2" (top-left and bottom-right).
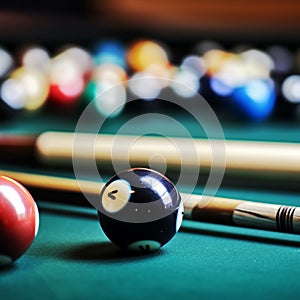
[
  {"x1": 0, "y1": 47, "x2": 14, "y2": 79},
  {"x1": 20, "y1": 45, "x2": 51, "y2": 72},
  {"x1": 82, "y1": 40, "x2": 128, "y2": 117},
  {"x1": 127, "y1": 39, "x2": 170, "y2": 72},
  {"x1": 0, "y1": 77, "x2": 25, "y2": 119},
  {"x1": 11, "y1": 66, "x2": 50, "y2": 111},
  {"x1": 93, "y1": 40, "x2": 127, "y2": 69},
  {"x1": 278, "y1": 74, "x2": 300, "y2": 118},
  {"x1": 48, "y1": 46, "x2": 92, "y2": 107},
  {"x1": 0, "y1": 176, "x2": 39, "y2": 266},
  {"x1": 231, "y1": 78, "x2": 276, "y2": 121},
  {"x1": 97, "y1": 168, "x2": 183, "y2": 252}
]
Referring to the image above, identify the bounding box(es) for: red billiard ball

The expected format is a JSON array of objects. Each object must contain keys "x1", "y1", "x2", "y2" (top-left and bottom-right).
[{"x1": 0, "y1": 176, "x2": 39, "y2": 266}]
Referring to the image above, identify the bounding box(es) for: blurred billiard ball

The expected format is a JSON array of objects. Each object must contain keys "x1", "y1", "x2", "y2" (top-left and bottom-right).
[
  {"x1": 231, "y1": 78, "x2": 276, "y2": 121},
  {"x1": 0, "y1": 176, "x2": 39, "y2": 266},
  {"x1": 279, "y1": 74, "x2": 300, "y2": 119},
  {"x1": 0, "y1": 78, "x2": 24, "y2": 120},
  {"x1": 97, "y1": 168, "x2": 183, "y2": 252}
]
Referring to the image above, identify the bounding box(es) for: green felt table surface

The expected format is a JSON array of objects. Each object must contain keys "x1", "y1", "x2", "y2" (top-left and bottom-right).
[
  {"x1": 1, "y1": 189, "x2": 300, "y2": 300},
  {"x1": 1, "y1": 112, "x2": 300, "y2": 300}
]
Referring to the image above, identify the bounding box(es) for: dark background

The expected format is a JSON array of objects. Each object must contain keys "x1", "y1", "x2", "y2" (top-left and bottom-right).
[{"x1": 1, "y1": 0, "x2": 300, "y2": 44}]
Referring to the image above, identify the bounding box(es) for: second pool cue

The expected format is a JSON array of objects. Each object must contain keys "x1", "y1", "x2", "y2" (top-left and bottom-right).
[
  {"x1": 1, "y1": 131, "x2": 300, "y2": 179},
  {"x1": 1, "y1": 169, "x2": 300, "y2": 234}
]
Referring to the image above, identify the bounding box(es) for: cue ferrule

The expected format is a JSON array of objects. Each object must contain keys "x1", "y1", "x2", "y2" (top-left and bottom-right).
[{"x1": 182, "y1": 194, "x2": 243, "y2": 225}]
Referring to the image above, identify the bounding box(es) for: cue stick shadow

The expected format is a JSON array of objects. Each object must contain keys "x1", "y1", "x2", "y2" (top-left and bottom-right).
[
  {"x1": 180, "y1": 223, "x2": 300, "y2": 248},
  {"x1": 39, "y1": 204, "x2": 98, "y2": 220}
]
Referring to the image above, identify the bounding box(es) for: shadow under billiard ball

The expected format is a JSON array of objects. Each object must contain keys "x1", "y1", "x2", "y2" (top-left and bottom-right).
[{"x1": 62, "y1": 241, "x2": 166, "y2": 262}]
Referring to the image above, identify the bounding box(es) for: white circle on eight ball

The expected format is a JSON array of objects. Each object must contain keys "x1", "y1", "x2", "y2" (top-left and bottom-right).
[
  {"x1": 128, "y1": 240, "x2": 162, "y2": 252},
  {"x1": 101, "y1": 179, "x2": 132, "y2": 213}
]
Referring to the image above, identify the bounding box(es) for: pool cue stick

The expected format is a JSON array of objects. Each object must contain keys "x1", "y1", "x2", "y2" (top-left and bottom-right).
[
  {"x1": 1, "y1": 131, "x2": 300, "y2": 178},
  {"x1": 1, "y1": 169, "x2": 300, "y2": 234}
]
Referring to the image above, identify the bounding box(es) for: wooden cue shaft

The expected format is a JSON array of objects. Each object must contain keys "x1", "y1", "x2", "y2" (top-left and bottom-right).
[
  {"x1": 35, "y1": 131, "x2": 300, "y2": 177},
  {"x1": 0, "y1": 169, "x2": 104, "y2": 195},
  {"x1": 1, "y1": 169, "x2": 300, "y2": 234}
]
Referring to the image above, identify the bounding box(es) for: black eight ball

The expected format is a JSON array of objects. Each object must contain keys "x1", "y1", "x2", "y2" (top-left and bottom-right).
[{"x1": 98, "y1": 168, "x2": 184, "y2": 252}]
